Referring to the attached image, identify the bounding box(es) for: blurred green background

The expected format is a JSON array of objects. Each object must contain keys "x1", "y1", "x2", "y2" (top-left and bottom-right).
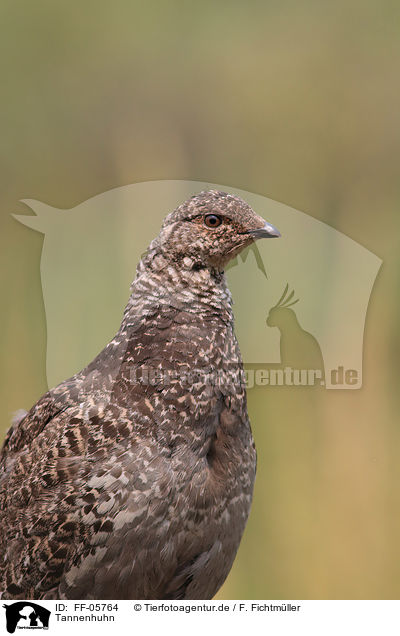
[{"x1": 0, "y1": 0, "x2": 399, "y2": 599}]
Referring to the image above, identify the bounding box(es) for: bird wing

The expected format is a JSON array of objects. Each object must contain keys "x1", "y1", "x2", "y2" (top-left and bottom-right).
[
  {"x1": 0, "y1": 395, "x2": 176, "y2": 600},
  {"x1": 1, "y1": 391, "x2": 69, "y2": 460}
]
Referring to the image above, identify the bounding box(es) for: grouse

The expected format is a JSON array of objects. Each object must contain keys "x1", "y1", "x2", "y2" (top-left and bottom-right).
[{"x1": 0, "y1": 190, "x2": 280, "y2": 600}]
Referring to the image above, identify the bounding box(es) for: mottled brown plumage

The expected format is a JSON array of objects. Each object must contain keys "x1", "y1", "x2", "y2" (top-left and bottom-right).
[{"x1": 0, "y1": 190, "x2": 280, "y2": 600}]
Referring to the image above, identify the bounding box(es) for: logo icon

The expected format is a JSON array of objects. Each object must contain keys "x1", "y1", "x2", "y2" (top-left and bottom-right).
[
  {"x1": 3, "y1": 602, "x2": 50, "y2": 633},
  {"x1": 13, "y1": 180, "x2": 382, "y2": 389}
]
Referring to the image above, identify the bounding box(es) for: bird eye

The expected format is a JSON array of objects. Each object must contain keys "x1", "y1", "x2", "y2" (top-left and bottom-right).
[{"x1": 204, "y1": 214, "x2": 222, "y2": 229}]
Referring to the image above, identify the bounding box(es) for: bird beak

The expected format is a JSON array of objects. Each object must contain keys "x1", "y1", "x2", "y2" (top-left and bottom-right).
[{"x1": 247, "y1": 221, "x2": 281, "y2": 239}]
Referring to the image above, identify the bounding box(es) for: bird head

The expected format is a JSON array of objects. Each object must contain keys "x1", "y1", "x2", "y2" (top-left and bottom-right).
[
  {"x1": 158, "y1": 190, "x2": 280, "y2": 271},
  {"x1": 266, "y1": 284, "x2": 299, "y2": 326}
]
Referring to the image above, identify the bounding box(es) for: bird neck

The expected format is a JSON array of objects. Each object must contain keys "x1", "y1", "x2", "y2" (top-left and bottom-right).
[{"x1": 120, "y1": 242, "x2": 234, "y2": 330}]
